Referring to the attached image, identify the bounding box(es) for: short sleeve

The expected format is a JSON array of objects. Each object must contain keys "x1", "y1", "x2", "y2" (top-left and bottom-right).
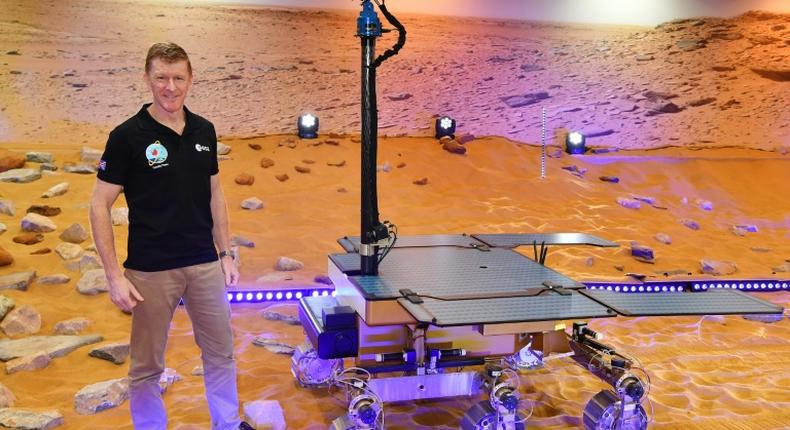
[
  {"x1": 209, "y1": 123, "x2": 219, "y2": 175},
  {"x1": 97, "y1": 129, "x2": 131, "y2": 185}
]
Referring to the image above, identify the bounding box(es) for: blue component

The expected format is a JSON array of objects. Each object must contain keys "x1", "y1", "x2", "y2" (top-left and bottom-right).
[
  {"x1": 357, "y1": 0, "x2": 382, "y2": 37},
  {"x1": 501, "y1": 393, "x2": 519, "y2": 412},
  {"x1": 359, "y1": 404, "x2": 378, "y2": 425},
  {"x1": 403, "y1": 349, "x2": 417, "y2": 364}
]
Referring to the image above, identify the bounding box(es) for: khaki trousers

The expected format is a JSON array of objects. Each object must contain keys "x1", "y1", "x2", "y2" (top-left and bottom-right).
[{"x1": 125, "y1": 261, "x2": 240, "y2": 430}]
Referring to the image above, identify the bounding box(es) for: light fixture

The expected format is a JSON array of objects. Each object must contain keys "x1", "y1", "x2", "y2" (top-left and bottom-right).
[
  {"x1": 435, "y1": 116, "x2": 456, "y2": 139},
  {"x1": 565, "y1": 131, "x2": 586, "y2": 154},
  {"x1": 298, "y1": 113, "x2": 319, "y2": 139}
]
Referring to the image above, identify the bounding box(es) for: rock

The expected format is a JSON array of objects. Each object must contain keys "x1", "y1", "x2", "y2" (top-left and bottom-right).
[
  {"x1": 0, "y1": 198, "x2": 14, "y2": 216},
  {"x1": 40, "y1": 162, "x2": 58, "y2": 172},
  {"x1": 676, "y1": 38, "x2": 707, "y2": 51},
  {"x1": 731, "y1": 226, "x2": 748, "y2": 237},
  {"x1": 562, "y1": 165, "x2": 587, "y2": 175},
  {"x1": 0, "y1": 295, "x2": 14, "y2": 320},
  {"x1": 681, "y1": 219, "x2": 700, "y2": 230},
  {"x1": 275, "y1": 174, "x2": 289, "y2": 182},
  {"x1": 59, "y1": 223, "x2": 90, "y2": 243},
  {"x1": 251, "y1": 337, "x2": 296, "y2": 355},
  {"x1": 599, "y1": 176, "x2": 619, "y2": 183},
  {"x1": 735, "y1": 224, "x2": 758, "y2": 233},
  {"x1": 696, "y1": 199, "x2": 713, "y2": 211},
  {"x1": 0, "y1": 246, "x2": 12, "y2": 267},
  {"x1": 0, "y1": 222, "x2": 6, "y2": 234},
  {"x1": 80, "y1": 146, "x2": 103, "y2": 163},
  {"x1": 75, "y1": 269, "x2": 108, "y2": 295},
  {"x1": 617, "y1": 197, "x2": 641, "y2": 210},
  {"x1": 0, "y1": 409, "x2": 63, "y2": 430},
  {"x1": 413, "y1": 177, "x2": 428, "y2": 185},
  {"x1": 278, "y1": 138, "x2": 297, "y2": 149},
  {"x1": 742, "y1": 314, "x2": 784, "y2": 323},
  {"x1": 42, "y1": 182, "x2": 69, "y2": 198},
  {"x1": 191, "y1": 365, "x2": 204, "y2": 376},
  {"x1": 442, "y1": 139, "x2": 467, "y2": 155},
  {"x1": 630, "y1": 242, "x2": 655, "y2": 263},
  {"x1": 1, "y1": 305, "x2": 42, "y2": 337},
  {"x1": 0, "y1": 155, "x2": 26, "y2": 173},
  {"x1": 260, "y1": 157, "x2": 275, "y2": 168},
  {"x1": 65, "y1": 252, "x2": 103, "y2": 273},
  {"x1": 750, "y1": 247, "x2": 771, "y2": 253},
  {"x1": 13, "y1": 233, "x2": 45, "y2": 245},
  {"x1": 235, "y1": 173, "x2": 255, "y2": 185},
  {"x1": 241, "y1": 197, "x2": 264, "y2": 210},
  {"x1": 644, "y1": 100, "x2": 683, "y2": 116},
  {"x1": 74, "y1": 378, "x2": 129, "y2": 415},
  {"x1": 275, "y1": 256, "x2": 303, "y2": 271},
  {"x1": 0, "y1": 382, "x2": 15, "y2": 407},
  {"x1": 261, "y1": 309, "x2": 301, "y2": 325},
  {"x1": 614, "y1": 265, "x2": 624, "y2": 271},
  {"x1": 111, "y1": 207, "x2": 129, "y2": 226},
  {"x1": 63, "y1": 163, "x2": 96, "y2": 174},
  {"x1": 89, "y1": 342, "x2": 130, "y2": 364},
  {"x1": 337, "y1": 187, "x2": 347, "y2": 193},
  {"x1": 55, "y1": 242, "x2": 84, "y2": 260},
  {"x1": 654, "y1": 233, "x2": 672, "y2": 245},
  {"x1": 386, "y1": 92, "x2": 412, "y2": 101},
  {"x1": 31, "y1": 248, "x2": 51, "y2": 255},
  {"x1": 501, "y1": 92, "x2": 550, "y2": 108},
  {"x1": 519, "y1": 64, "x2": 545, "y2": 73},
  {"x1": 0, "y1": 271, "x2": 36, "y2": 291},
  {"x1": 396, "y1": 162, "x2": 406, "y2": 168},
  {"x1": 243, "y1": 400, "x2": 286, "y2": 430},
  {"x1": 38, "y1": 274, "x2": 70, "y2": 285},
  {"x1": 772, "y1": 262, "x2": 790, "y2": 273},
  {"x1": 327, "y1": 160, "x2": 346, "y2": 167},
  {"x1": 699, "y1": 259, "x2": 737, "y2": 276},
  {"x1": 26, "y1": 152, "x2": 54, "y2": 163},
  {"x1": 217, "y1": 142, "x2": 231, "y2": 155},
  {"x1": 6, "y1": 351, "x2": 51, "y2": 374},
  {"x1": 21, "y1": 213, "x2": 56, "y2": 232},
  {"x1": 294, "y1": 165, "x2": 311, "y2": 174},
  {"x1": 635, "y1": 54, "x2": 654, "y2": 61},
  {"x1": 314, "y1": 275, "x2": 333, "y2": 285},
  {"x1": 0, "y1": 168, "x2": 42, "y2": 183},
  {"x1": 457, "y1": 133, "x2": 476, "y2": 144},
  {"x1": 53, "y1": 318, "x2": 91, "y2": 335},
  {"x1": 231, "y1": 235, "x2": 255, "y2": 248},
  {"x1": 687, "y1": 97, "x2": 717, "y2": 107},
  {"x1": 158, "y1": 368, "x2": 182, "y2": 393},
  {"x1": 0, "y1": 334, "x2": 103, "y2": 361}
]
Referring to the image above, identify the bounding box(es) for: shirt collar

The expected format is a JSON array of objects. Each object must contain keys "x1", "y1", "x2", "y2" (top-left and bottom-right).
[{"x1": 136, "y1": 103, "x2": 198, "y2": 136}]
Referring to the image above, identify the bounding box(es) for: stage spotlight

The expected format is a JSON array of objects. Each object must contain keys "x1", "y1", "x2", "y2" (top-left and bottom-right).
[
  {"x1": 565, "y1": 131, "x2": 586, "y2": 154},
  {"x1": 298, "y1": 113, "x2": 319, "y2": 139},
  {"x1": 435, "y1": 116, "x2": 456, "y2": 139}
]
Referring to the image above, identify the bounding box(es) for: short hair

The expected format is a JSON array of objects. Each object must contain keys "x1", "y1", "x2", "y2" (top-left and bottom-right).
[{"x1": 145, "y1": 42, "x2": 192, "y2": 75}]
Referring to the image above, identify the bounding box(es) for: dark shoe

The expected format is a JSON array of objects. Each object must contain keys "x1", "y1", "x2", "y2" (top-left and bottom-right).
[{"x1": 238, "y1": 422, "x2": 256, "y2": 430}]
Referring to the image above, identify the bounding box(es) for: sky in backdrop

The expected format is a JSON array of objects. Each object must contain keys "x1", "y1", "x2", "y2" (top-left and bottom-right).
[{"x1": 189, "y1": 0, "x2": 790, "y2": 26}]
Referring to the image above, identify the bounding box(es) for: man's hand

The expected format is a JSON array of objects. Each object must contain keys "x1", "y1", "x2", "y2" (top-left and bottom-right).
[
  {"x1": 108, "y1": 276, "x2": 144, "y2": 312},
  {"x1": 220, "y1": 256, "x2": 239, "y2": 287}
]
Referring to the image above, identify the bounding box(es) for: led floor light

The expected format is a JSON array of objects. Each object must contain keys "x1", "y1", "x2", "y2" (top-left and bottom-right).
[
  {"x1": 566, "y1": 131, "x2": 586, "y2": 154},
  {"x1": 298, "y1": 113, "x2": 319, "y2": 139},
  {"x1": 435, "y1": 116, "x2": 456, "y2": 139}
]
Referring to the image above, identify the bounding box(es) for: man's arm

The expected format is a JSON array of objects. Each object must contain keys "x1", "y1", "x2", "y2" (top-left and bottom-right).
[
  {"x1": 89, "y1": 179, "x2": 144, "y2": 311},
  {"x1": 210, "y1": 174, "x2": 239, "y2": 286}
]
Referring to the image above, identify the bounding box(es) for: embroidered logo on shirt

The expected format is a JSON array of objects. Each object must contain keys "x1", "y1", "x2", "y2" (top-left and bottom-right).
[
  {"x1": 98, "y1": 160, "x2": 107, "y2": 171},
  {"x1": 145, "y1": 141, "x2": 169, "y2": 168},
  {"x1": 195, "y1": 143, "x2": 210, "y2": 152}
]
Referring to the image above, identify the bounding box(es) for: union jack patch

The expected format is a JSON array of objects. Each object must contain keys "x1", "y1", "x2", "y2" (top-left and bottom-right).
[{"x1": 98, "y1": 160, "x2": 107, "y2": 171}]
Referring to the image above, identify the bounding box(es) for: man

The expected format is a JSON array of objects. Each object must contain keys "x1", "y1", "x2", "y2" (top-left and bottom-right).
[{"x1": 90, "y1": 42, "x2": 254, "y2": 430}]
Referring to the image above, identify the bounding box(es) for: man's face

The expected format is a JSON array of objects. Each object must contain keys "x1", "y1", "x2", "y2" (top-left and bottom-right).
[{"x1": 144, "y1": 58, "x2": 192, "y2": 114}]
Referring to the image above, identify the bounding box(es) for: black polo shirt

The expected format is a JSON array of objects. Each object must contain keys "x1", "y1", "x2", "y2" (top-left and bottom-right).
[{"x1": 97, "y1": 103, "x2": 220, "y2": 271}]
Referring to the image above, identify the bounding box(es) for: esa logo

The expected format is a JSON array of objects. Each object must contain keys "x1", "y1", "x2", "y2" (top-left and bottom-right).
[{"x1": 195, "y1": 143, "x2": 210, "y2": 152}]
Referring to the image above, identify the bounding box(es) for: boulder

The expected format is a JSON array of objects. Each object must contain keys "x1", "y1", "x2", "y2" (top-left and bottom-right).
[
  {"x1": 80, "y1": 146, "x2": 103, "y2": 163},
  {"x1": 231, "y1": 235, "x2": 255, "y2": 248},
  {"x1": 74, "y1": 378, "x2": 129, "y2": 415},
  {"x1": 21, "y1": 213, "x2": 56, "y2": 232},
  {"x1": 0, "y1": 409, "x2": 63, "y2": 430},
  {"x1": 0, "y1": 271, "x2": 36, "y2": 291},
  {"x1": 654, "y1": 233, "x2": 672, "y2": 245},
  {"x1": 38, "y1": 274, "x2": 71, "y2": 285},
  {"x1": 26, "y1": 205, "x2": 61, "y2": 217},
  {"x1": 26, "y1": 152, "x2": 54, "y2": 163},
  {"x1": 617, "y1": 197, "x2": 641, "y2": 209},
  {"x1": 235, "y1": 173, "x2": 255, "y2": 185},
  {"x1": 0, "y1": 246, "x2": 12, "y2": 267},
  {"x1": 59, "y1": 223, "x2": 90, "y2": 243},
  {"x1": 0, "y1": 295, "x2": 14, "y2": 320},
  {"x1": 0, "y1": 168, "x2": 42, "y2": 183},
  {"x1": 65, "y1": 252, "x2": 103, "y2": 273},
  {"x1": 251, "y1": 337, "x2": 296, "y2": 355},
  {"x1": 88, "y1": 342, "x2": 130, "y2": 365},
  {"x1": 42, "y1": 182, "x2": 69, "y2": 198},
  {"x1": 76, "y1": 269, "x2": 109, "y2": 295},
  {"x1": 158, "y1": 368, "x2": 182, "y2": 393},
  {"x1": 13, "y1": 233, "x2": 45, "y2": 245},
  {"x1": 0, "y1": 155, "x2": 26, "y2": 173},
  {"x1": 681, "y1": 219, "x2": 700, "y2": 230},
  {"x1": 0, "y1": 198, "x2": 14, "y2": 216},
  {"x1": 241, "y1": 197, "x2": 264, "y2": 210},
  {"x1": 700, "y1": 259, "x2": 737, "y2": 276},
  {"x1": 275, "y1": 256, "x2": 304, "y2": 271},
  {"x1": 0, "y1": 305, "x2": 42, "y2": 337},
  {"x1": 111, "y1": 207, "x2": 129, "y2": 226},
  {"x1": 6, "y1": 351, "x2": 51, "y2": 374},
  {"x1": 261, "y1": 309, "x2": 300, "y2": 325},
  {"x1": 243, "y1": 400, "x2": 286, "y2": 430},
  {"x1": 55, "y1": 242, "x2": 84, "y2": 260},
  {"x1": 0, "y1": 382, "x2": 15, "y2": 407},
  {"x1": 217, "y1": 142, "x2": 231, "y2": 155},
  {"x1": 63, "y1": 163, "x2": 97, "y2": 174},
  {"x1": 0, "y1": 334, "x2": 104, "y2": 361},
  {"x1": 630, "y1": 242, "x2": 655, "y2": 263},
  {"x1": 260, "y1": 157, "x2": 275, "y2": 168},
  {"x1": 53, "y1": 318, "x2": 91, "y2": 335}
]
